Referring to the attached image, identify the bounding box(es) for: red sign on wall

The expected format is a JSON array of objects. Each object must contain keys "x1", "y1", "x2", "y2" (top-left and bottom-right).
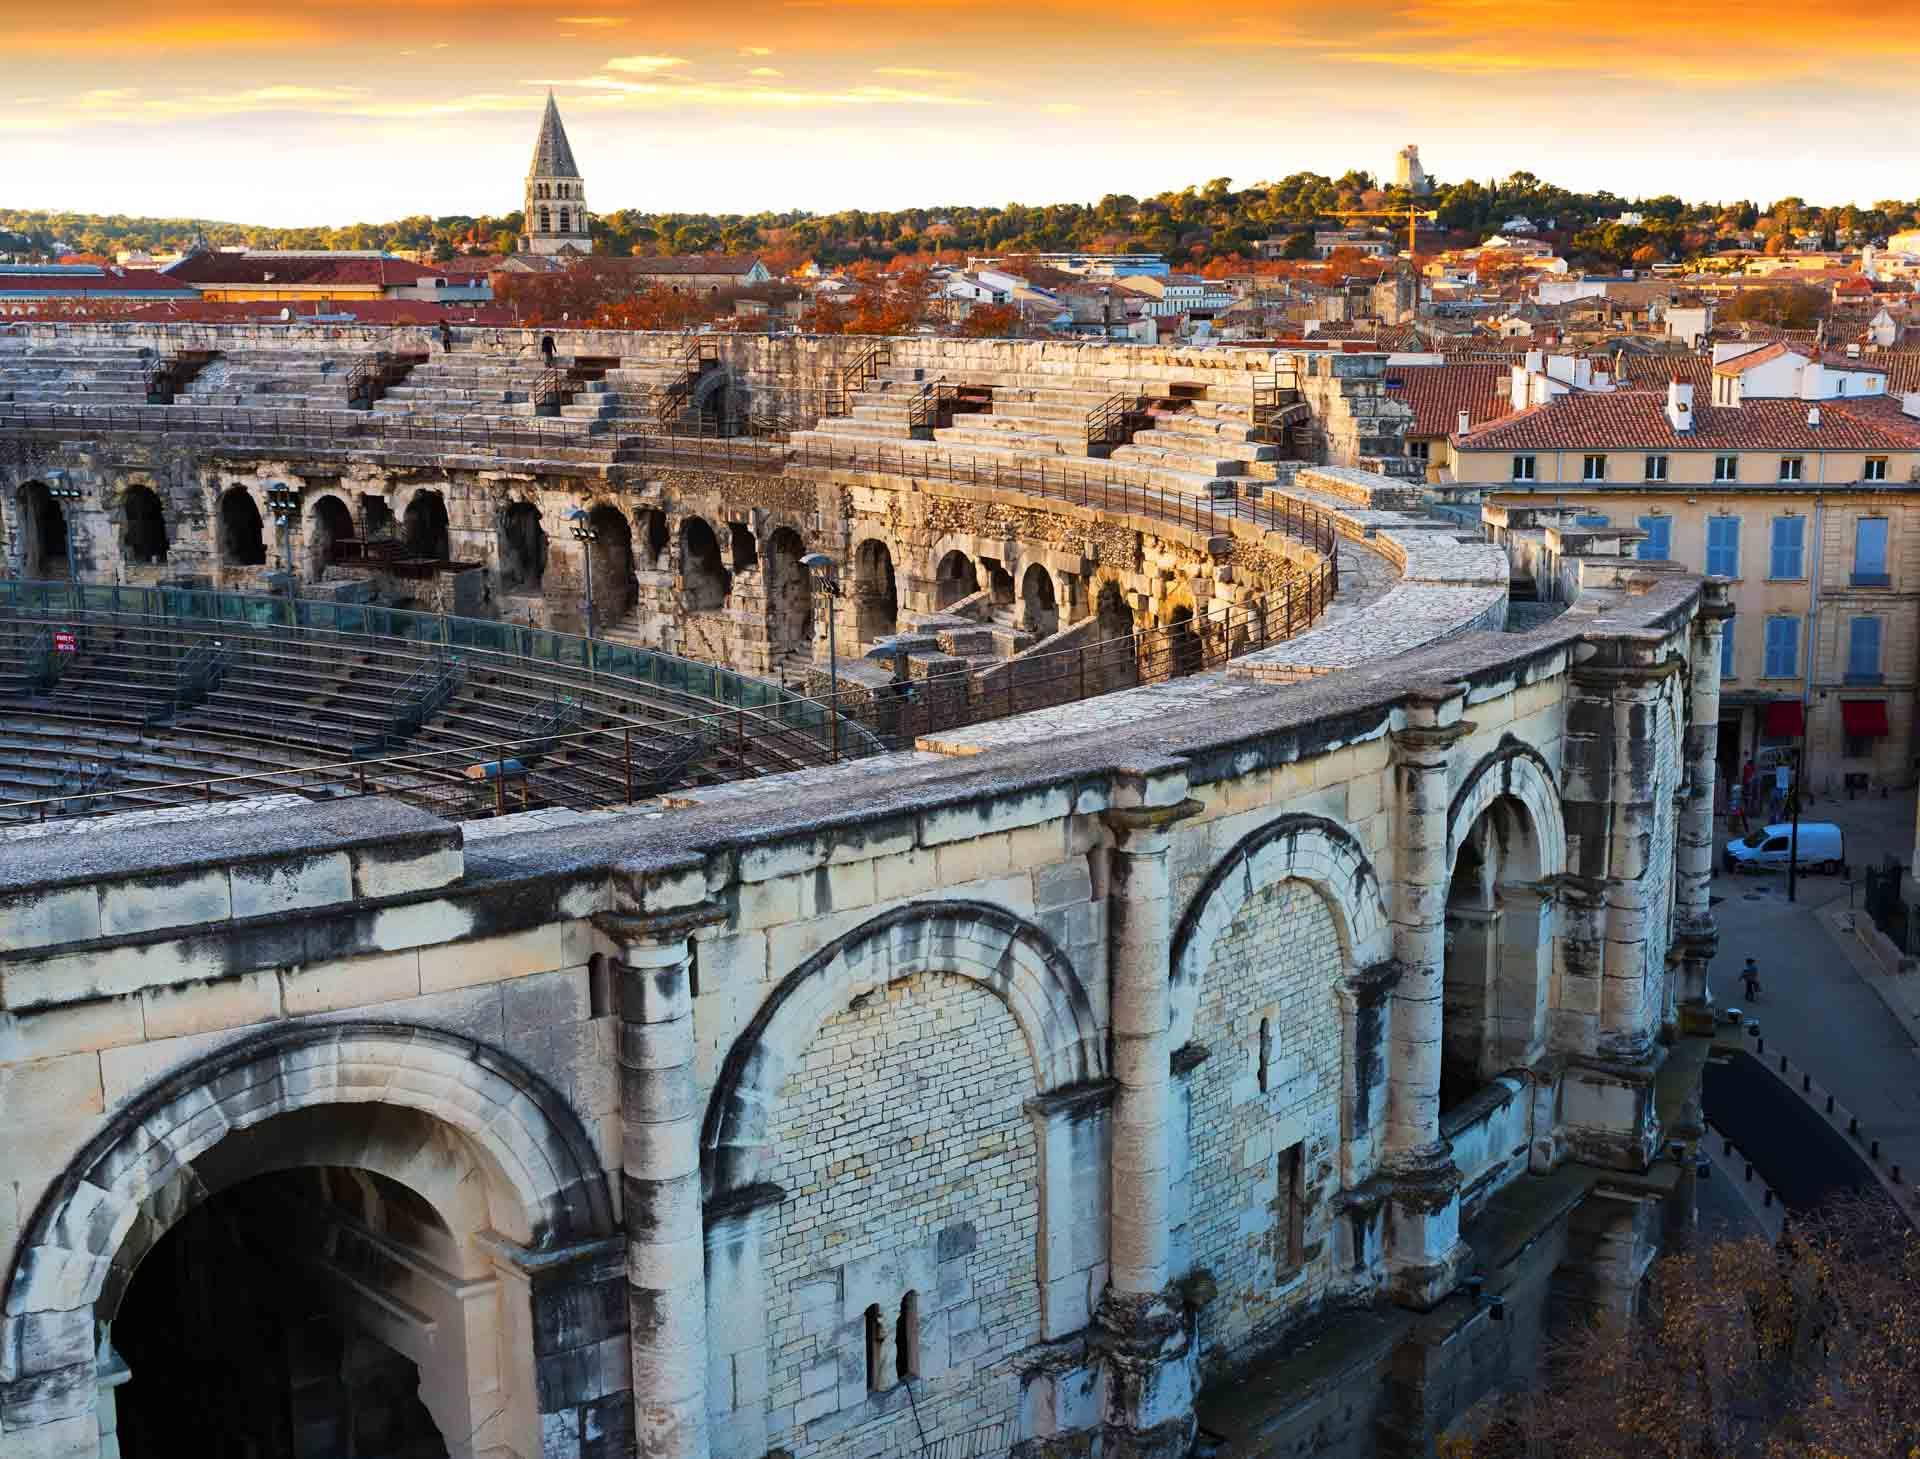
[{"x1": 52, "y1": 630, "x2": 77, "y2": 654}]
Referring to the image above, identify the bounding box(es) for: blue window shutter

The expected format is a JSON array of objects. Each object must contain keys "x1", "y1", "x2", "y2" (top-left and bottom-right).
[
  {"x1": 1770, "y1": 517, "x2": 1803, "y2": 578},
  {"x1": 1721, "y1": 617, "x2": 1735, "y2": 677},
  {"x1": 1849, "y1": 617, "x2": 1882, "y2": 677},
  {"x1": 1765, "y1": 617, "x2": 1799, "y2": 678},
  {"x1": 1706, "y1": 517, "x2": 1740, "y2": 577},
  {"x1": 1855, "y1": 518, "x2": 1888, "y2": 576},
  {"x1": 1635, "y1": 517, "x2": 1670, "y2": 560}
]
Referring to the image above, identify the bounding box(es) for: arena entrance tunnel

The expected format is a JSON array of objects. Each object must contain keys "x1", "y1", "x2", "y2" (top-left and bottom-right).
[{"x1": 0, "y1": 1024, "x2": 624, "y2": 1459}]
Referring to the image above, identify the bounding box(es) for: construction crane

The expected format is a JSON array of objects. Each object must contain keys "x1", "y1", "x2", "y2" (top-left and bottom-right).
[{"x1": 1322, "y1": 207, "x2": 1441, "y2": 257}]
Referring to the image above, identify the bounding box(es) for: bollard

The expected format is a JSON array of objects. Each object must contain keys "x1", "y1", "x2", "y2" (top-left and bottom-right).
[
  {"x1": 1758, "y1": 1037, "x2": 1765, "y2": 1056},
  {"x1": 1780, "y1": 1054, "x2": 1789, "y2": 1073},
  {"x1": 1826, "y1": 1095, "x2": 1835, "y2": 1113},
  {"x1": 1803, "y1": 1074, "x2": 1811, "y2": 1093},
  {"x1": 1872, "y1": 1139, "x2": 1880, "y2": 1159},
  {"x1": 1895, "y1": 1166, "x2": 1904, "y2": 1185},
  {"x1": 1850, "y1": 1117, "x2": 1860, "y2": 1136},
  {"x1": 1764, "y1": 1189, "x2": 1773, "y2": 1208},
  {"x1": 1745, "y1": 1163, "x2": 1754, "y2": 1182},
  {"x1": 1724, "y1": 1138, "x2": 1734, "y2": 1156}
]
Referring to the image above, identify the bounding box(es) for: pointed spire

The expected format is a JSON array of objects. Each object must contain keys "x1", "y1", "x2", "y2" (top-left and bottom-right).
[{"x1": 529, "y1": 90, "x2": 580, "y2": 180}]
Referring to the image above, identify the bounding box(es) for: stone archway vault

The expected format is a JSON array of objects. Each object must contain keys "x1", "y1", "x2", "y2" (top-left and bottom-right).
[{"x1": 1, "y1": 1022, "x2": 620, "y2": 1459}]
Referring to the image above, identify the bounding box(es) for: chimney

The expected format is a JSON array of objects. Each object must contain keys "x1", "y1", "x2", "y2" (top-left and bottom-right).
[
  {"x1": 1457, "y1": 409, "x2": 1471, "y2": 436},
  {"x1": 1666, "y1": 379, "x2": 1694, "y2": 433},
  {"x1": 1847, "y1": 342, "x2": 1862, "y2": 359},
  {"x1": 1807, "y1": 405, "x2": 1821, "y2": 429}
]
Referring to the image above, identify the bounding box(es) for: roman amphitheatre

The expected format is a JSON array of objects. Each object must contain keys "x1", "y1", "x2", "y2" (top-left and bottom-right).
[{"x1": 0, "y1": 323, "x2": 1725, "y2": 1459}]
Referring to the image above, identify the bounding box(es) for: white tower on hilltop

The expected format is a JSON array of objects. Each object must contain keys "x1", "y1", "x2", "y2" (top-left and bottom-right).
[
  {"x1": 1395, "y1": 144, "x2": 1430, "y2": 197},
  {"x1": 522, "y1": 91, "x2": 593, "y2": 256}
]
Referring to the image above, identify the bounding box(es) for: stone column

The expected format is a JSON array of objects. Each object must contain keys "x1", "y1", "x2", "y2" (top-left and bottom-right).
[
  {"x1": 1675, "y1": 584, "x2": 1732, "y2": 1034},
  {"x1": 1382, "y1": 686, "x2": 1473, "y2": 1310},
  {"x1": 599, "y1": 905, "x2": 725, "y2": 1459},
  {"x1": 1094, "y1": 774, "x2": 1202, "y2": 1459}
]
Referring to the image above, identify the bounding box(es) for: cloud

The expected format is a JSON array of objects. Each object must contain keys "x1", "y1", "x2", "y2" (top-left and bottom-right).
[
  {"x1": 873, "y1": 66, "x2": 973, "y2": 81},
  {"x1": 605, "y1": 55, "x2": 691, "y2": 74},
  {"x1": 1042, "y1": 102, "x2": 1083, "y2": 115},
  {"x1": 747, "y1": 67, "x2": 784, "y2": 77},
  {"x1": 10, "y1": 16, "x2": 331, "y2": 55},
  {"x1": 569, "y1": 74, "x2": 984, "y2": 109},
  {"x1": 740, "y1": 46, "x2": 775, "y2": 56},
  {"x1": 559, "y1": 15, "x2": 630, "y2": 25}
]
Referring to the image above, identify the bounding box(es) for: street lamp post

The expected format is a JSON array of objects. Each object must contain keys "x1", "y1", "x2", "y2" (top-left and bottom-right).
[
  {"x1": 568, "y1": 508, "x2": 599, "y2": 646},
  {"x1": 266, "y1": 484, "x2": 301, "y2": 625},
  {"x1": 801, "y1": 552, "x2": 842, "y2": 762}
]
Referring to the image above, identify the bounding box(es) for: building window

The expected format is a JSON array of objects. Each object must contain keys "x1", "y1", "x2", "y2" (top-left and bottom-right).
[
  {"x1": 1574, "y1": 512, "x2": 1610, "y2": 527},
  {"x1": 1721, "y1": 616, "x2": 1736, "y2": 678},
  {"x1": 1276, "y1": 1141, "x2": 1305, "y2": 1276},
  {"x1": 1706, "y1": 515, "x2": 1741, "y2": 577},
  {"x1": 1408, "y1": 439, "x2": 1431, "y2": 463},
  {"x1": 1582, "y1": 454, "x2": 1607, "y2": 482},
  {"x1": 895, "y1": 1292, "x2": 920, "y2": 1383},
  {"x1": 1864, "y1": 456, "x2": 1888, "y2": 482},
  {"x1": 1714, "y1": 455, "x2": 1739, "y2": 482},
  {"x1": 865, "y1": 1305, "x2": 886, "y2": 1391},
  {"x1": 1778, "y1": 455, "x2": 1804, "y2": 482},
  {"x1": 538, "y1": 206, "x2": 551, "y2": 232},
  {"x1": 1769, "y1": 516, "x2": 1805, "y2": 579},
  {"x1": 1257, "y1": 1017, "x2": 1272, "y2": 1094},
  {"x1": 558, "y1": 208, "x2": 570, "y2": 234},
  {"x1": 1636, "y1": 515, "x2": 1672, "y2": 560},
  {"x1": 1853, "y1": 517, "x2": 1890, "y2": 586},
  {"x1": 1847, "y1": 616, "x2": 1883, "y2": 682},
  {"x1": 1644, "y1": 453, "x2": 1670, "y2": 482},
  {"x1": 1763, "y1": 616, "x2": 1800, "y2": 679},
  {"x1": 1511, "y1": 454, "x2": 1536, "y2": 482}
]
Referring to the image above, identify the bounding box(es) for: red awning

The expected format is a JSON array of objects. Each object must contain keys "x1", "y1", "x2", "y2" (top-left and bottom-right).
[
  {"x1": 1841, "y1": 700, "x2": 1890, "y2": 737},
  {"x1": 1764, "y1": 700, "x2": 1805, "y2": 737}
]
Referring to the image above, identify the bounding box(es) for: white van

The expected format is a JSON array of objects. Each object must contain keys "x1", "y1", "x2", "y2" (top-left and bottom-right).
[{"x1": 1723, "y1": 822, "x2": 1845, "y2": 875}]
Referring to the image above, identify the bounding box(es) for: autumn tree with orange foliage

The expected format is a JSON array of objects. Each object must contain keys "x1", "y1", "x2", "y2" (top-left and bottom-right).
[
  {"x1": 956, "y1": 303, "x2": 1023, "y2": 338},
  {"x1": 805, "y1": 268, "x2": 930, "y2": 336},
  {"x1": 1443, "y1": 1197, "x2": 1920, "y2": 1459}
]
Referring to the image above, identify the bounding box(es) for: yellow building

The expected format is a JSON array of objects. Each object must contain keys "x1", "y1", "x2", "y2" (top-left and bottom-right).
[{"x1": 1452, "y1": 378, "x2": 1920, "y2": 792}]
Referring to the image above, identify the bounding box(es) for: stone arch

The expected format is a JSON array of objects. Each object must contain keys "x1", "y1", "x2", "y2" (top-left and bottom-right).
[
  {"x1": 15, "y1": 481, "x2": 69, "y2": 579},
  {"x1": 585, "y1": 502, "x2": 636, "y2": 621},
  {"x1": 691, "y1": 365, "x2": 749, "y2": 435},
  {"x1": 498, "y1": 499, "x2": 548, "y2": 594},
  {"x1": 1165, "y1": 601, "x2": 1203, "y2": 678},
  {"x1": 934, "y1": 548, "x2": 978, "y2": 609},
  {"x1": 1170, "y1": 813, "x2": 1392, "y2": 1052},
  {"x1": 853, "y1": 537, "x2": 898, "y2": 643},
  {"x1": 703, "y1": 899, "x2": 1104, "y2": 1200},
  {"x1": 636, "y1": 507, "x2": 670, "y2": 571},
  {"x1": 217, "y1": 486, "x2": 266, "y2": 566},
  {"x1": 119, "y1": 484, "x2": 168, "y2": 566},
  {"x1": 402, "y1": 487, "x2": 451, "y2": 561},
  {"x1": 1020, "y1": 563, "x2": 1059, "y2": 638},
  {"x1": 3, "y1": 1022, "x2": 617, "y2": 1459},
  {"x1": 307, "y1": 493, "x2": 354, "y2": 580},
  {"x1": 1445, "y1": 736, "x2": 1565, "y2": 875},
  {"x1": 681, "y1": 514, "x2": 729, "y2": 611},
  {"x1": 1440, "y1": 739, "x2": 1562, "y2": 1110},
  {"x1": 764, "y1": 525, "x2": 814, "y2": 659},
  {"x1": 728, "y1": 520, "x2": 758, "y2": 573}
]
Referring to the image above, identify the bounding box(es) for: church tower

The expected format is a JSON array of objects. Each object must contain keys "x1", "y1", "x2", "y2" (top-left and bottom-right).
[{"x1": 522, "y1": 91, "x2": 592, "y2": 256}]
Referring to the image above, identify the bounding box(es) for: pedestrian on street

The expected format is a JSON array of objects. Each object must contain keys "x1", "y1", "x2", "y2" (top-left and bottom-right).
[
  {"x1": 1728, "y1": 778, "x2": 1747, "y2": 833},
  {"x1": 1741, "y1": 957, "x2": 1762, "y2": 1002},
  {"x1": 439, "y1": 321, "x2": 454, "y2": 353},
  {"x1": 540, "y1": 333, "x2": 557, "y2": 367},
  {"x1": 1741, "y1": 757, "x2": 1758, "y2": 815}
]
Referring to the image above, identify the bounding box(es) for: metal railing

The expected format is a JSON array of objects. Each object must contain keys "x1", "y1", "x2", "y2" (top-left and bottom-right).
[
  {"x1": 825, "y1": 342, "x2": 891, "y2": 418},
  {"x1": 1087, "y1": 391, "x2": 1149, "y2": 450}
]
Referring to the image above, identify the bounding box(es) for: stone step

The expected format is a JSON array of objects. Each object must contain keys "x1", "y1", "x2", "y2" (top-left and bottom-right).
[
  {"x1": 1128, "y1": 428, "x2": 1278, "y2": 462},
  {"x1": 1110, "y1": 442, "x2": 1249, "y2": 477}
]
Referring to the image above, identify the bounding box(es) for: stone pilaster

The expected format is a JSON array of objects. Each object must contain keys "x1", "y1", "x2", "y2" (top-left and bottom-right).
[
  {"x1": 599, "y1": 905, "x2": 726, "y2": 1459},
  {"x1": 1382, "y1": 687, "x2": 1472, "y2": 1310},
  {"x1": 1093, "y1": 776, "x2": 1202, "y2": 1459},
  {"x1": 1675, "y1": 585, "x2": 1732, "y2": 1034}
]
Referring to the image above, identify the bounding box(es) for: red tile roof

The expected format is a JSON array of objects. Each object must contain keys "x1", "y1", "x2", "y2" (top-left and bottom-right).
[
  {"x1": 1456, "y1": 390, "x2": 1920, "y2": 452},
  {"x1": 610, "y1": 254, "x2": 764, "y2": 277},
  {"x1": 0, "y1": 268, "x2": 197, "y2": 296},
  {"x1": 165, "y1": 254, "x2": 454, "y2": 287},
  {"x1": 1713, "y1": 341, "x2": 1796, "y2": 374},
  {"x1": 1387, "y1": 362, "x2": 1515, "y2": 437}
]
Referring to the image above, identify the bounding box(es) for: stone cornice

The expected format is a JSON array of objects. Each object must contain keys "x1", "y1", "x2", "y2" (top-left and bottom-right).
[
  {"x1": 1102, "y1": 797, "x2": 1205, "y2": 833},
  {"x1": 596, "y1": 903, "x2": 729, "y2": 943},
  {"x1": 1390, "y1": 720, "x2": 1476, "y2": 757}
]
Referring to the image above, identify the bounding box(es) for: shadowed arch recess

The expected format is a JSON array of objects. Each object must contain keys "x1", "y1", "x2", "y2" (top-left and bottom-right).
[
  {"x1": 4, "y1": 1022, "x2": 615, "y2": 1335},
  {"x1": 702, "y1": 899, "x2": 1104, "y2": 1201},
  {"x1": 1445, "y1": 736, "x2": 1566, "y2": 875}
]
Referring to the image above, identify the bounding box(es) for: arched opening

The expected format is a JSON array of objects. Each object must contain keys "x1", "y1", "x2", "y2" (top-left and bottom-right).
[
  {"x1": 934, "y1": 549, "x2": 978, "y2": 610},
  {"x1": 307, "y1": 494, "x2": 354, "y2": 580},
  {"x1": 983, "y1": 558, "x2": 1015, "y2": 608},
  {"x1": 586, "y1": 503, "x2": 636, "y2": 623},
  {"x1": 1021, "y1": 564, "x2": 1059, "y2": 638},
  {"x1": 1441, "y1": 796, "x2": 1546, "y2": 1114},
  {"x1": 637, "y1": 508, "x2": 669, "y2": 571},
  {"x1": 558, "y1": 208, "x2": 571, "y2": 234},
  {"x1": 219, "y1": 488, "x2": 267, "y2": 566},
  {"x1": 361, "y1": 494, "x2": 396, "y2": 542},
  {"x1": 681, "y1": 516, "x2": 729, "y2": 611},
  {"x1": 1166, "y1": 602, "x2": 1204, "y2": 678},
  {"x1": 692, "y1": 369, "x2": 748, "y2": 436},
  {"x1": 15, "y1": 482, "x2": 69, "y2": 579},
  {"x1": 499, "y1": 501, "x2": 548, "y2": 594},
  {"x1": 765, "y1": 526, "x2": 814, "y2": 661},
  {"x1": 538, "y1": 206, "x2": 551, "y2": 232},
  {"x1": 729, "y1": 521, "x2": 758, "y2": 573},
  {"x1": 402, "y1": 490, "x2": 450, "y2": 562},
  {"x1": 120, "y1": 484, "x2": 168, "y2": 566},
  {"x1": 1093, "y1": 580, "x2": 1139, "y2": 691},
  {"x1": 1096, "y1": 580, "x2": 1135, "y2": 640},
  {"x1": 114, "y1": 1167, "x2": 451, "y2": 1459},
  {"x1": 854, "y1": 538, "x2": 898, "y2": 644}
]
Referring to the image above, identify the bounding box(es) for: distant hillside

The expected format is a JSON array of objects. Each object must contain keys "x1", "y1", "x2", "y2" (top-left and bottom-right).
[{"x1": 6, "y1": 173, "x2": 1917, "y2": 273}]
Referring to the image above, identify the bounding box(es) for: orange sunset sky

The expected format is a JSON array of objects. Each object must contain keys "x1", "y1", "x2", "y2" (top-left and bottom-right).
[{"x1": 3, "y1": 0, "x2": 1917, "y2": 225}]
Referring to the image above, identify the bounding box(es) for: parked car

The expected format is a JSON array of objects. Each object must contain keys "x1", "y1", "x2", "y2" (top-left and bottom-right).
[{"x1": 1723, "y1": 821, "x2": 1845, "y2": 875}]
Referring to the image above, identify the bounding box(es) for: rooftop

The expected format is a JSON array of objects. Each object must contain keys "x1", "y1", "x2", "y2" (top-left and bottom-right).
[{"x1": 1457, "y1": 390, "x2": 1920, "y2": 453}]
